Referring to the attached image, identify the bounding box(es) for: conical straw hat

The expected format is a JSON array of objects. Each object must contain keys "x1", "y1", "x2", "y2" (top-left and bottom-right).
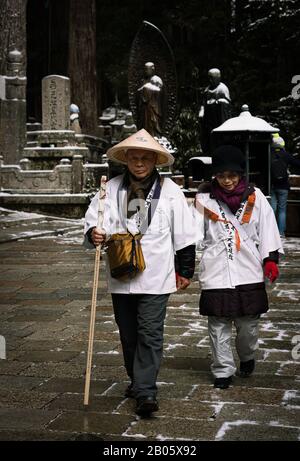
[{"x1": 106, "y1": 129, "x2": 174, "y2": 167}]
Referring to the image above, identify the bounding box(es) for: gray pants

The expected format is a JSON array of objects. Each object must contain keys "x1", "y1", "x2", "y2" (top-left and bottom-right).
[
  {"x1": 111, "y1": 293, "x2": 169, "y2": 399},
  {"x1": 208, "y1": 315, "x2": 260, "y2": 378}
]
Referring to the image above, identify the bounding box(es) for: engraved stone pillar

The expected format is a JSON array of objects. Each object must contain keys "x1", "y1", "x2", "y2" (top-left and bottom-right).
[
  {"x1": 42, "y1": 75, "x2": 71, "y2": 131},
  {"x1": 72, "y1": 154, "x2": 83, "y2": 193},
  {"x1": 0, "y1": 50, "x2": 27, "y2": 164}
]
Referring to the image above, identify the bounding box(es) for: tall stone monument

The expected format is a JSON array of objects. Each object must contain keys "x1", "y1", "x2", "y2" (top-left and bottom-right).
[
  {"x1": 24, "y1": 74, "x2": 89, "y2": 170},
  {"x1": 0, "y1": 49, "x2": 27, "y2": 164},
  {"x1": 42, "y1": 75, "x2": 71, "y2": 130}
]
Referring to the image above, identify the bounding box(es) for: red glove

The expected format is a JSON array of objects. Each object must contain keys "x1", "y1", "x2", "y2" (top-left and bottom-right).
[{"x1": 264, "y1": 261, "x2": 279, "y2": 283}]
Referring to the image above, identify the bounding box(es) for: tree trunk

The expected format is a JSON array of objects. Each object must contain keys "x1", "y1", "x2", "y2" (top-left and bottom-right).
[
  {"x1": 0, "y1": 0, "x2": 27, "y2": 75},
  {"x1": 68, "y1": 0, "x2": 98, "y2": 135}
]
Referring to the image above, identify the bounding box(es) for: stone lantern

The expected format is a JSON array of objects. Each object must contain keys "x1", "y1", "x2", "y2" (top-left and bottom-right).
[{"x1": 212, "y1": 105, "x2": 278, "y2": 196}]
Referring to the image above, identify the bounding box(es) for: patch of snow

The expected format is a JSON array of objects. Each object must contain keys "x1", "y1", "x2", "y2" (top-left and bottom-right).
[
  {"x1": 165, "y1": 343, "x2": 186, "y2": 352},
  {"x1": 187, "y1": 321, "x2": 203, "y2": 330},
  {"x1": 156, "y1": 434, "x2": 194, "y2": 441},
  {"x1": 96, "y1": 350, "x2": 119, "y2": 355},
  {"x1": 197, "y1": 336, "x2": 209, "y2": 346},
  {"x1": 100, "y1": 382, "x2": 117, "y2": 397},
  {"x1": 122, "y1": 420, "x2": 147, "y2": 438},
  {"x1": 215, "y1": 420, "x2": 258, "y2": 441},
  {"x1": 260, "y1": 348, "x2": 290, "y2": 353},
  {"x1": 260, "y1": 321, "x2": 274, "y2": 331},
  {"x1": 275, "y1": 290, "x2": 300, "y2": 301},
  {"x1": 282, "y1": 390, "x2": 299, "y2": 403},
  {"x1": 209, "y1": 402, "x2": 225, "y2": 420},
  {"x1": 184, "y1": 384, "x2": 199, "y2": 400}
]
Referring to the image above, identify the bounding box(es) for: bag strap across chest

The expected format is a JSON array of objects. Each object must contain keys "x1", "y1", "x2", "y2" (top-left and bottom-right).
[
  {"x1": 117, "y1": 175, "x2": 164, "y2": 236},
  {"x1": 196, "y1": 192, "x2": 257, "y2": 255}
]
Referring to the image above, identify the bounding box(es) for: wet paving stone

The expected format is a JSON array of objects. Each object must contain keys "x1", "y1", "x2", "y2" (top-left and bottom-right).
[
  {"x1": 47, "y1": 411, "x2": 134, "y2": 436},
  {"x1": 215, "y1": 422, "x2": 300, "y2": 441},
  {"x1": 157, "y1": 367, "x2": 211, "y2": 385},
  {"x1": 14, "y1": 351, "x2": 80, "y2": 363},
  {"x1": 0, "y1": 375, "x2": 45, "y2": 391},
  {"x1": 15, "y1": 339, "x2": 68, "y2": 352},
  {"x1": 118, "y1": 398, "x2": 217, "y2": 420},
  {"x1": 277, "y1": 362, "x2": 300, "y2": 376},
  {"x1": 74, "y1": 354, "x2": 124, "y2": 367},
  {"x1": 126, "y1": 417, "x2": 219, "y2": 441},
  {"x1": 0, "y1": 390, "x2": 58, "y2": 409},
  {"x1": 1, "y1": 210, "x2": 300, "y2": 441},
  {"x1": 0, "y1": 361, "x2": 31, "y2": 375},
  {"x1": 20, "y1": 362, "x2": 127, "y2": 383},
  {"x1": 161, "y1": 356, "x2": 210, "y2": 370},
  {"x1": 45, "y1": 394, "x2": 122, "y2": 412},
  {"x1": 0, "y1": 429, "x2": 79, "y2": 441},
  {"x1": 233, "y1": 374, "x2": 300, "y2": 390},
  {"x1": 20, "y1": 362, "x2": 87, "y2": 379},
  {"x1": 6, "y1": 312, "x2": 67, "y2": 323},
  {"x1": 0, "y1": 408, "x2": 60, "y2": 430},
  {"x1": 193, "y1": 384, "x2": 286, "y2": 405},
  {"x1": 38, "y1": 377, "x2": 113, "y2": 395},
  {"x1": 107, "y1": 381, "x2": 195, "y2": 400},
  {"x1": 218, "y1": 403, "x2": 300, "y2": 427}
]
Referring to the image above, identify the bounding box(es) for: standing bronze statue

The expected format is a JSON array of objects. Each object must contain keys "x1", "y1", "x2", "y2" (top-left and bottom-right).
[
  {"x1": 137, "y1": 64, "x2": 163, "y2": 137},
  {"x1": 199, "y1": 68, "x2": 231, "y2": 155},
  {"x1": 128, "y1": 21, "x2": 177, "y2": 138}
]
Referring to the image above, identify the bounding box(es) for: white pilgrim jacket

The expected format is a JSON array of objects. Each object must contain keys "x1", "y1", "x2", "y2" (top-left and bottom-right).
[
  {"x1": 84, "y1": 175, "x2": 197, "y2": 294},
  {"x1": 194, "y1": 187, "x2": 284, "y2": 290}
]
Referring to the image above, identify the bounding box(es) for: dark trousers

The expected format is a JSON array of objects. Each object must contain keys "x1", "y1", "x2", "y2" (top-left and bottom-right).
[{"x1": 111, "y1": 293, "x2": 169, "y2": 399}]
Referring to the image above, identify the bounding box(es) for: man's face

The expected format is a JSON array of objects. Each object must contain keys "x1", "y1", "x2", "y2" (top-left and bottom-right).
[{"x1": 126, "y1": 150, "x2": 157, "y2": 179}]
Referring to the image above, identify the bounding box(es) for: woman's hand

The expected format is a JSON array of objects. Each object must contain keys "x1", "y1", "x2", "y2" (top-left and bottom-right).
[{"x1": 176, "y1": 273, "x2": 191, "y2": 290}]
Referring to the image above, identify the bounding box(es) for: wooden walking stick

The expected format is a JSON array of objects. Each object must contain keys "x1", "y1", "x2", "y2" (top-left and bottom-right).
[{"x1": 84, "y1": 176, "x2": 107, "y2": 406}]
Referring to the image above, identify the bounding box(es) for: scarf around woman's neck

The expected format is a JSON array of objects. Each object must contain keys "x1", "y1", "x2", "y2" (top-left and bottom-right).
[
  {"x1": 211, "y1": 177, "x2": 248, "y2": 214},
  {"x1": 124, "y1": 168, "x2": 159, "y2": 218}
]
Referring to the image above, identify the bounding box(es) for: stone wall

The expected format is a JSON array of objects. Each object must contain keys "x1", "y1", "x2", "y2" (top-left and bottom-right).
[{"x1": 0, "y1": 155, "x2": 108, "y2": 194}]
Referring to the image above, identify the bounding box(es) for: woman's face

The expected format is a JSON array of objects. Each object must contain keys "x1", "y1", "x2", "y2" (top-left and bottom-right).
[{"x1": 215, "y1": 171, "x2": 241, "y2": 191}]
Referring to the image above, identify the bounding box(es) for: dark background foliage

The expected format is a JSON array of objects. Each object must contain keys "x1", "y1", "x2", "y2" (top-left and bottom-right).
[{"x1": 26, "y1": 0, "x2": 300, "y2": 166}]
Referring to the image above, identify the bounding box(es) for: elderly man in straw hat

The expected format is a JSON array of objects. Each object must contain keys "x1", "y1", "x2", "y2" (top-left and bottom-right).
[{"x1": 84, "y1": 129, "x2": 196, "y2": 417}]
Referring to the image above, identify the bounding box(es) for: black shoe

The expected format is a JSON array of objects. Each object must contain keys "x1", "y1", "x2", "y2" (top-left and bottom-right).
[
  {"x1": 124, "y1": 383, "x2": 135, "y2": 398},
  {"x1": 135, "y1": 396, "x2": 159, "y2": 416},
  {"x1": 214, "y1": 376, "x2": 233, "y2": 389},
  {"x1": 240, "y1": 359, "x2": 255, "y2": 377}
]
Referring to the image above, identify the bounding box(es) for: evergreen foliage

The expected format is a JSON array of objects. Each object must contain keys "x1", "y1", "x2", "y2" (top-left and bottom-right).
[{"x1": 96, "y1": 0, "x2": 300, "y2": 163}]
